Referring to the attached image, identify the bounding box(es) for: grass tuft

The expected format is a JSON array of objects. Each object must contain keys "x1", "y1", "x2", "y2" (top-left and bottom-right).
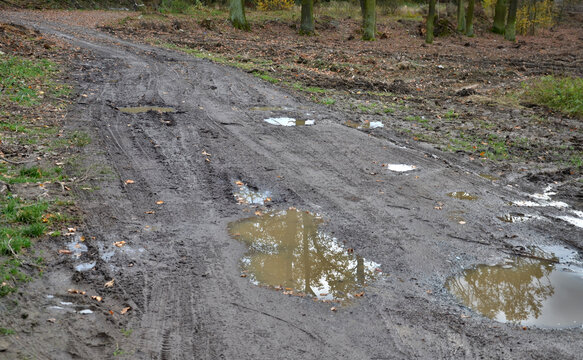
[{"x1": 522, "y1": 76, "x2": 583, "y2": 117}]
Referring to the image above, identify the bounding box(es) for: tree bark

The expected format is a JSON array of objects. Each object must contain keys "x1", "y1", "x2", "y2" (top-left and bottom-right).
[
  {"x1": 492, "y1": 0, "x2": 507, "y2": 34},
  {"x1": 465, "y1": 0, "x2": 475, "y2": 36},
  {"x1": 457, "y1": 0, "x2": 466, "y2": 32},
  {"x1": 229, "y1": 0, "x2": 249, "y2": 31},
  {"x1": 426, "y1": 0, "x2": 436, "y2": 44},
  {"x1": 505, "y1": 0, "x2": 518, "y2": 41},
  {"x1": 362, "y1": 0, "x2": 376, "y2": 41},
  {"x1": 300, "y1": 0, "x2": 314, "y2": 35}
]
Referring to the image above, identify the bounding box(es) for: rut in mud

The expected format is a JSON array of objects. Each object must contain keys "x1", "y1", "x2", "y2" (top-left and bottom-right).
[{"x1": 0, "y1": 11, "x2": 582, "y2": 360}]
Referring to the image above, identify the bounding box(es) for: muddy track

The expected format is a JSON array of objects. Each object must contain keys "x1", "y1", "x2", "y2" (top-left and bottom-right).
[{"x1": 2, "y1": 11, "x2": 582, "y2": 359}]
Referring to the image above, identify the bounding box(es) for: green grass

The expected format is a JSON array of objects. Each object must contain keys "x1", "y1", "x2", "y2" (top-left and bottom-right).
[
  {"x1": 0, "y1": 327, "x2": 16, "y2": 336},
  {"x1": 522, "y1": 76, "x2": 583, "y2": 117},
  {"x1": 0, "y1": 55, "x2": 58, "y2": 107},
  {"x1": 320, "y1": 97, "x2": 336, "y2": 105}
]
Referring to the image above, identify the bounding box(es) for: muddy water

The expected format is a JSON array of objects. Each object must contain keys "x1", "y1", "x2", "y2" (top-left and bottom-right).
[
  {"x1": 118, "y1": 106, "x2": 176, "y2": 114},
  {"x1": 228, "y1": 209, "x2": 380, "y2": 301},
  {"x1": 447, "y1": 191, "x2": 479, "y2": 201},
  {"x1": 447, "y1": 248, "x2": 583, "y2": 328}
]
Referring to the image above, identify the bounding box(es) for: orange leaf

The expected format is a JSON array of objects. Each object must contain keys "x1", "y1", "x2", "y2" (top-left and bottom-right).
[
  {"x1": 125, "y1": 179, "x2": 135, "y2": 184},
  {"x1": 121, "y1": 307, "x2": 131, "y2": 315},
  {"x1": 156, "y1": 200, "x2": 164, "y2": 205},
  {"x1": 58, "y1": 249, "x2": 72, "y2": 255},
  {"x1": 104, "y1": 279, "x2": 115, "y2": 288}
]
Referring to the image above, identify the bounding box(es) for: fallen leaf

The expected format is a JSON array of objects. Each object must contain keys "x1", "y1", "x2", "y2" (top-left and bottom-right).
[
  {"x1": 125, "y1": 179, "x2": 135, "y2": 184},
  {"x1": 109, "y1": 310, "x2": 114, "y2": 315},
  {"x1": 254, "y1": 210, "x2": 263, "y2": 216},
  {"x1": 121, "y1": 307, "x2": 131, "y2": 315},
  {"x1": 235, "y1": 180, "x2": 244, "y2": 186},
  {"x1": 58, "y1": 249, "x2": 72, "y2": 255},
  {"x1": 145, "y1": 211, "x2": 155, "y2": 214},
  {"x1": 113, "y1": 241, "x2": 126, "y2": 248},
  {"x1": 91, "y1": 296, "x2": 103, "y2": 302},
  {"x1": 240, "y1": 274, "x2": 247, "y2": 278},
  {"x1": 156, "y1": 200, "x2": 164, "y2": 205},
  {"x1": 67, "y1": 227, "x2": 76, "y2": 233},
  {"x1": 104, "y1": 279, "x2": 115, "y2": 288},
  {"x1": 354, "y1": 292, "x2": 365, "y2": 297},
  {"x1": 205, "y1": 158, "x2": 211, "y2": 162},
  {"x1": 68, "y1": 289, "x2": 86, "y2": 295},
  {"x1": 265, "y1": 197, "x2": 272, "y2": 202},
  {"x1": 80, "y1": 236, "x2": 85, "y2": 242},
  {"x1": 330, "y1": 307, "x2": 337, "y2": 312},
  {"x1": 47, "y1": 318, "x2": 56, "y2": 323}
]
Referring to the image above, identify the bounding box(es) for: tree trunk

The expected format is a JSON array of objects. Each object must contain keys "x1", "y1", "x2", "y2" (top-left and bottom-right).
[
  {"x1": 505, "y1": 0, "x2": 518, "y2": 41},
  {"x1": 492, "y1": 0, "x2": 507, "y2": 34},
  {"x1": 457, "y1": 0, "x2": 466, "y2": 32},
  {"x1": 362, "y1": 0, "x2": 376, "y2": 41},
  {"x1": 300, "y1": 0, "x2": 314, "y2": 35},
  {"x1": 229, "y1": 0, "x2": 249, "y2": 31},
  {"x1": 426, "y1": 0, "x2": 436, "y2": 44},
  {"x1": 465, "y1": 0, "x2": 475, "y2": 36},
  {"x1": 360, "y1": 0, "x2": 365, "y2": 19}
]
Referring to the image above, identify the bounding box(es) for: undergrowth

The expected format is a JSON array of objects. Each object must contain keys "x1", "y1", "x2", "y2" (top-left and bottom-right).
[{"x1": 522, "y1": 76, "x2": 583, "y2": 117}]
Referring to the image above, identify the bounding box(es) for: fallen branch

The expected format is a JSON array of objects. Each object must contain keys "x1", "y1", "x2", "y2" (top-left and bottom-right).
[{"x1": 0, "y1": 155, "x2": 35, "y2": 165}]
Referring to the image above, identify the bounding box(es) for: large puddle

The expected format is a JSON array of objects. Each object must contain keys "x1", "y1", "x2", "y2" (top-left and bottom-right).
[
  {"x1": 447, "y1": 246, "x2": 583, "y2": 328},
  {"x1": 228, "y1": 209, "x2": 380, "y2": 301}
]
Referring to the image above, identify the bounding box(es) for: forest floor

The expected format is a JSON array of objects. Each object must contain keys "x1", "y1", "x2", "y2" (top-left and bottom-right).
[{"x1": 0, "y1": 7, "x2": 582, "y2": 359}]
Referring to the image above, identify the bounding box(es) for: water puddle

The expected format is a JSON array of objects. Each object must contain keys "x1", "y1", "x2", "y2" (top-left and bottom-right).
[
  {"x1": 250, "y1": 106, "x2": 285, "y2": 111},
  {"x1": 66, "y1": 237, "x2": 88, "y2": 257},
  {"x1": 497, "y1": 213, "x2": 540, "y2": 223},
  {"x1": 75, "y1": 262, "x2": 96, "y2": 272},
  {"x1": 510, "y1": 184, "x2": 569, "y2": 208},
  {"x1": 479, "y1": 173, "x2": 499, "y2": 181},
  {"x1": 264, "y1": 117, "x2": 314, "y2": 127},
  {"x1": 385, "y1": 164, "x2": 416, "y2": 172},
  {"x1": 228, "y1": 208, "x2": 381, "y2": 301},
  {"x1": 447, "y1": 192, "x2": 479, "y2": 201},
  {"x1": 233, "y1": 181, "x2": 271, "y2": 205},
  {"x1": 447, "y1": 246, "x2": 583, "y2": 328},
  {"x1": 118, "y1": 106, "x2": 176, "y2": 114},
  {"x1": 557, "y1": 210, "x2": 583, "y2": 229},
  {"x1": 344, "y1": 120, "x2": 384, "y2": 129}
]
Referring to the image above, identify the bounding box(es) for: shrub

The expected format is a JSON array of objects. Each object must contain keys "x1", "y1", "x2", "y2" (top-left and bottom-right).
[{"x1": 257, "y1": 0, "x2": 293, "y2": 11}]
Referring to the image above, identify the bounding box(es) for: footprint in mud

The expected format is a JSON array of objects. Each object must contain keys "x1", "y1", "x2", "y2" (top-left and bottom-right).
[{"x1": 228, "y1": 208, "x2": 381, "y2": 302}]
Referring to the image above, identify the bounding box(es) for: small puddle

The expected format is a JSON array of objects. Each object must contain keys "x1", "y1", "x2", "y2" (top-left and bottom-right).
[
  {"x1": 385, "y1": 164, "x2": 416, "y2": 172},
  {"x1": 447, "y1": 192, "x2": 479, "y2": 201},
  {"x1": 250, "y1": 106, "x2": 285, "y2": 111},
  {"x1": 75, "y1": 262, "x2": 96, "y2": 272},
  {"x1": 479, "y1": 173, "x2": 499, "y2": 181},
  {"x1": 66, "y1": 237, "x2": 88, "y2": 257},
  {"x1": 497, "y1": 213, "x2": 540, "y2": 223},
  {"x1": 344, "y1": 120, "x2": 384, "y2": 129},
  {"x1": 118, "y1": 106, "x2": 176, "y2": 114},
  {"x1": 228, "y1": 209, "x2": 381, "y2": 301},
  {"x1": 558, "y1": 210, "x2": 583, "y2": 229},
  {"x1": 264, "y1": 117, "x2": 314, "y2": 127},
  {"x1": 447, "y1": 246, "x2": 583, "y2": 328},
  {"x1": 233, "y1": 181, "x2": 271, "y2": 205}
]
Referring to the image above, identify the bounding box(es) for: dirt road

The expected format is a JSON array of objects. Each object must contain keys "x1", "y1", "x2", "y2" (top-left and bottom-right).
[{"x1": 1, "y1": 11, "x2": 582, "y2": 359}]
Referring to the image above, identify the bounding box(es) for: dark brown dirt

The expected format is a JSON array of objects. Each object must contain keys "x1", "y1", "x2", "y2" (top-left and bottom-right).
[{"x1": 0, "y1": 9, "x2": 582, "y2": 360}]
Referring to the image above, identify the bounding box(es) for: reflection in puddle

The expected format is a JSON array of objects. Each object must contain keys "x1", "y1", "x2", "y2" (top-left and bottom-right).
[
  {"x1": 447, "y1": 192, "x2": 479, "y2": 201},
  {"x1": 75, "y1": 262, "x2": 96, "y2": 272},
  {"x1": 233, "y1": 181, "x2": 271, "y2": 205},
  {"x1": 66, "y1": 236, "x2": 87, "y2": 257},
  {"x1": 497, "y1": 213, "x2": 539, "y2": 223},
  {"x1": 228, "y1": 209, "x2": 380, "y2": 301},
  {"x1": 344, "y1": 120, "x2": 384, "y2": 129},
  {"x1": 118, "y1": 106, "x2": 176, "y2": 114},
  {"x1": 447, "y1": 247, "x2": 583, "y2": 328},
  {"x1": 264, "y1": 117, "x2": 314, "y2": 126},
  {"x1": 386, "y1": 164, "x2": 416, "y2": 172},
  {"x1": 557, "y1": 210, "x2": 583, "y2": 229}
]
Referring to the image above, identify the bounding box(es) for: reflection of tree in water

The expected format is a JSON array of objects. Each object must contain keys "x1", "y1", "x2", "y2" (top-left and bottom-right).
[
  {"x1": 229, "y1": 209, "x2": 378, "y2": 300},
  {"x1": 447, "y1": 257, "x2": 555, "y2": 323}
]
